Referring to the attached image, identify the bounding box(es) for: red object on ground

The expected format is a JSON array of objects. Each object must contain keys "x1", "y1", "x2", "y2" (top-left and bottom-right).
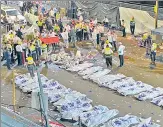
[
  {"x1": 49, "y1": 121, "x2": 64, "y2": 127},
  {"x1": 40, "y1": 37, "x2": 59, "y2": 44}
]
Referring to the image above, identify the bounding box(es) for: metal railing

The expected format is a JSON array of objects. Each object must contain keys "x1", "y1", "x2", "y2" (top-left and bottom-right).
[
  {"x1": 1, "y1": 106, "x2": 42, "y2": 127},
  {"x1": 1, "y1": 23, "x2": 14, "y2": 34}
]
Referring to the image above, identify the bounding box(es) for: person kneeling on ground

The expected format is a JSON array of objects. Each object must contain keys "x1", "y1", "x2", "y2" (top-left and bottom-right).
[{"x1": 26, "y1": 54, "x2": 36, "y2": 78}]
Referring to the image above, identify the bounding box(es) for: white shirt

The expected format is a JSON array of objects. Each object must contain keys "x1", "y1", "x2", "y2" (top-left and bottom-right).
[
  {"x1": 19, "y1": 1, "x2": 23, "y2": 7},
  {"x1": 65, "y1": 25, "x2": 71, "y2": 32},
  {"x1": 22, "y1": 43, "x2": 28, "y2": 50},
  {"x1": 118, "y1": 45, "x2": 125, "y2": 55},
  {"x1": 104, "y1": 43, "x2": 113, "y2": 49},
  {"x1": 49, "y1": 32, "x2": 56, "y2": 37},
  {"x1": 113, "y1": 34, "x2": 117, "y2": 42},
  {"x1": 61, "y1": 31, "x2": 68, "y2": 40},
  {"x1": 16, "y1": 45, "x2": 23, "y2": 52},
  {"x1": 103, "y1": 18, "x2": 109, "y2": 23},
  {"x1": 99, "y1": 26, "x2": 104, "y2": 33}
]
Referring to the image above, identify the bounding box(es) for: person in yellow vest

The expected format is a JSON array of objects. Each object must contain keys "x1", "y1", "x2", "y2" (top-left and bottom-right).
[
  {"x1": 41, "y1": 42, "x2": 48, "y2": 67},
  {"x1": 54, "y1": 24, "x2": 60, "y2": 33},
  {"x1": 29, "y1": 42, "x2": 36, "y2": 62},
  {"x1": 56, "y1": 12, "x2": 60, "y2": 21},
  {"x1": 142, "y1": 33, "x2": 148, "y2": 47},
  {"x1": 37, "y1": 19, "x2": 44, "y2": 33},
  {"x1": 35, "y1": 36, "x2": 42, "y2": 60},
  {"x1": 75, "y1": 21, "x2": 82, "y2": 41},
  {"x1": 82, "y1": 22, "x2": 88, "y2": 40},
  {"x1": 130, "y1": 17, "x2": 135, "y2": 35},
  {"x1": 102, "y1": 44, "x2": 113, "y2": 68},
  {"x1": 121, "y1": 20, "x2": 126, "y2": 37},
  {"x1": 104, "y1": 39, "x2": 113, "y2": 49},
  {"x1": 150, "y1": 41, "x2": 157, "y2": 65},
  {"x1": 26, "y1": 55, "x2": 36, "y2": 78}
]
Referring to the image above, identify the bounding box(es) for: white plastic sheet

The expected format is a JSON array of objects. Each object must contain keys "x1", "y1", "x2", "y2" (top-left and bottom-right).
[
  {"x1": 135, "y1": 87, "x2": 163, "y2": 101},
  {"x1": 107, "y1": 114, "x2": 140, "y2": 127},
  {"x1": 151, "y1": 96, "x2": 163, "y2": 107}
]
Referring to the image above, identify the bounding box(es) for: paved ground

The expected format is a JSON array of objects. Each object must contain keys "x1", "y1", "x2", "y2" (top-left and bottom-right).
[{"x1": 1, "y1": 30, "x2": 163, "y2": 126}]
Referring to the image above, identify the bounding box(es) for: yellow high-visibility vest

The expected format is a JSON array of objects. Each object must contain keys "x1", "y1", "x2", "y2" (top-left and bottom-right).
[
  {"x1": 75, "y1": 24, "x2": 81, "y2": 30},
  {"x1": 56, "y1": 13, "x2": 60, "y2": 20},
  {"x1": 151, "y1": 43, "x2": 157, "y2": 51},
  {"x1": 105, "y1": 40, "x2": 109, "y2": 44},
  {"x1": 54, "y1": 26, "x2": 60, "y2": 32},
  {"x1": 104, "y1": 47, "x2": 112, "y2": 55},
  {"x1": 29, "y1": 45, "x2": 36, "y2": 52},
  {"x1": 9, "y1": 34, "x2": 14, "y2": 39},
  {"x1": 143, "y1": 34, "x2": 148, "y2": 40},
  {"x1": 38, "y1": 21, "x2": 43, "y2": 26},
  {"x1": 41, "y1": 44, "x2": 47, "y2": 50},
  {"x1": 154, "y1": 5, "x2": 157, "y2": 13},
  {"x1": 26, "y1": 57, "x2": 34, "y2": 65}
]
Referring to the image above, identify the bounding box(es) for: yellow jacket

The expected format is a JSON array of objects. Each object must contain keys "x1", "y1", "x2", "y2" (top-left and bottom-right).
[
  {"x1": 151, "y1": 43, "x2": 157, "y2": 52},
  {"x1": 54, "y1": 25, "x2": 60, "y2": 32},
  {"x1": 56, "y1": 13, "x2": 60, "y2": 20},
  {"x1": 9, "y1": 34, "x2": 14, "y2": 39},
  {"x1": 104, "y1": 47, "x2": 113, "y2": 56},
  {"x1": 37, "y1": 20, "x2": 43, "y2": 27},
  {"x1": 75, "y1": 23, "x2": 82, "y2": 30},
  {"x1": 41, "y1": 44, "x2": 47, "y2": 51},
  {"x1": 29, "y1": 45, "x2": 36, "y2": 52},
  {"x1": 26, "y1": 57, "x2": 34, "y2": 65}
]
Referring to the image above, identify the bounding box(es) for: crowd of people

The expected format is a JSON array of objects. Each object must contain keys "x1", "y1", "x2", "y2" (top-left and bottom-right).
[{"x1": 1, "y1": 2, "x2": 158, "y2": 75}]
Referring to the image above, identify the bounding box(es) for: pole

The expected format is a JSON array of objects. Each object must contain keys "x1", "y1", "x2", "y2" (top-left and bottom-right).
[
  {"x1": 155, "y1": 0, "x2": 159, "y2": 29},
  {"x1": 12, "y1": 70, "x2": 16, "y2": 116},
  {"x1": 36, "y1": 67, "x2": 49, "y2": 127}
]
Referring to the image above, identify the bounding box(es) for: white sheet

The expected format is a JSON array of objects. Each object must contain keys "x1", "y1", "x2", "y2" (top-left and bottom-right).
[
  {"x1": 107, "y1": 114, "x2": 140, "y2": 127},
  {"x1": 151, "y1": 95, "x2": 163, "y2": 107},
  {"x1": 135, "y1": 87, "x2": 163, "y2": 101}
]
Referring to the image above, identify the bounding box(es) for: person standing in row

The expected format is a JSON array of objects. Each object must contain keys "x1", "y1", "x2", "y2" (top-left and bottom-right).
[
  {"x1": 150, "y1": 41, "x2": 157, "y2": 65},
  {"x1": 121, "y1": 20, "x2": 126, "y2": 37},
  {"x1": 102, "y1": 44, "x2": 113, "y2": 69},
  {"x1": 16, "y1": 41, "x2": 23, "y2": 66},
  {"x1": 112, "y1": 31, "x2": 117, "y2": 52},
  {"x1": 4, "y1": 47, "x2": 12, "y2": 70},
  {"x1": 118, "y1": 42, "x2": 125, "y2": 67},
  {"x1": 130, "y1": 17, "x2": 135, "y2": 35},
  {"x1": 69, "y1": 26, "x2": 76, "y2": 48},
  {"x1": 26, "y1": 54, "x2": 36, "y2": 78},
  {"x1": 29, "y1": 43, "x2": 36, "y2": 62}
]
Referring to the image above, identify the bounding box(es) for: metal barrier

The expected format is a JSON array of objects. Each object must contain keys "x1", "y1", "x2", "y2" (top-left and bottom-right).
[
  {"x1": 1, "y1": 106, "x2": 42, "y2": 127},
  {"x1": 1, "y1": 23, "x2": 14, "y2": 34}
]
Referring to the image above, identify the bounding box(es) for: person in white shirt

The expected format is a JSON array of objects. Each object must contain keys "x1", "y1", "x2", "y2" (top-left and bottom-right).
[
  {"x1": 48, "y1": 30, "x2": 57, "y2": 51},
  {"x1": 118, "y1": 42, "x2": 125, "y2": 67},
  {"x1": 65, "y1": 24, "x2": 71, "y2": 33},
  {"x1": 112, "y1": 31, "x2": 117, "y2": 51},
  {"x1": 107, "y1": 30, "x2": 113, "y2": 46},
  {"x1": 16, "y1": 42, "x2": 23, "y2": 66},
  {"x1": 99, "y1": 24, "x2": 104, "y2": 37},
  {"x1": 61, "y1": 29, "x2": 69, "y2": 48},
  {"x1": 103, "y1": 16, "x2": 109, "y2": 27}
]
